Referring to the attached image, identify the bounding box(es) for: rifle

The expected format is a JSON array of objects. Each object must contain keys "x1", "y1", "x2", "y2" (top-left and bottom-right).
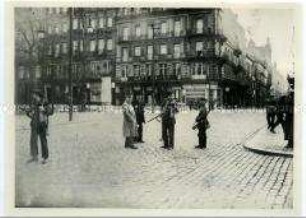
[
  {"x1": 192, "y1": 106, "x2": 212, "y2": 130},
  {"x1": 146, "y1": 113, "x2": 162, "y2": 124},
  {"x1": 17, "y1": 104, "x2": 32, "y2": 115},
  {"x1": 146, "y1": 100, "x2": 179, "y2": 124}
]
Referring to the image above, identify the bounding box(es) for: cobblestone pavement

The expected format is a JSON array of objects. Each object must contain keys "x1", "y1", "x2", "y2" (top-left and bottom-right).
[{"x1": 15, "y1": 109, "x2": 293, "y2": 209}]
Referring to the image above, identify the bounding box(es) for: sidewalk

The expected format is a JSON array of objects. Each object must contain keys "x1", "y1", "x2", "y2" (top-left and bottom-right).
[{"x1": 243, "y1": 125, "x2": 293, "y2": 158}]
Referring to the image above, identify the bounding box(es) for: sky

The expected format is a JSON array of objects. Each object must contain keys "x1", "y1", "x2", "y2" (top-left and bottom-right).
[{"x1": 231, "y1": 7, "x2": 297, "y2": 81}]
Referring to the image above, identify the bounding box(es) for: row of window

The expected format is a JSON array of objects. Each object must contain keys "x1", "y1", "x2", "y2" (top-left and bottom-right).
[
  {"x1": 73, "y1": 17, "x2": 113, "y2": 29},
  {"x1": 47, "y1": 17, "x2": 113, "y2": 35},
  {"x1": 46, "y1": 39, "x2": 114, "y2": 56},
  {"x1": 76, "y1": 39, "x2": 113, "y2": 52},
  {"x1": 121, "y1": 20, "x2": 183, "y2": 40},
  {"x1": 46, "y1": 7, "x2": 68, "y2": 15},
  {"x1": 119, "y1": 63, "x2": 182, "y2": 78},
  {"x1": 17, "y1": 63, "x2": 256, "y2": 81},
  {"x1": 118, "y1": 8, "x2": 160, "y2": 16},
  {"x1": 47, "y1": 40, "x2": 213, "y2": 58},
  {"x1": 121, "y1": 18, "x2": 207, "y2": 40},
  {"x1": 117, "y1": 63, "x2": 216, "y2": 78},
  {"x1": 121, "y1": 43, "x2": 183, "y2": 61},
  {"x1": 46, "y1": 17, "x2": 208, "y2": 39},
  {"x1": 120, "y1": 41, "x2": 213, "y2": 61},
  {"x1": 46, "y1": 8, "x2": 167, "y2": 17}
]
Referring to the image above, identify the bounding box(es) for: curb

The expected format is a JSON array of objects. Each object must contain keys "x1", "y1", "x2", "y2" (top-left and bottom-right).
[
  {"x1": 241, "y1": 125, "x2": 293, "y2": 158},
  {"x1": 243, "y1": 143, "x2": 293, "y2": 158}
]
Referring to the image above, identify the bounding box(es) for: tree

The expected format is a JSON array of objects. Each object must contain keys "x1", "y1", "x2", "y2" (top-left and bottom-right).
[{"x1": 15, "y1": 8, "x2": 46, "y2": 65}]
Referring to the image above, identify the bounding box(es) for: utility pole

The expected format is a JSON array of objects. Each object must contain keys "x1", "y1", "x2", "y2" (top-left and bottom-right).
[
  {"x1": 68, "y1": 8, "x2": 73, "y2": 121},
  {"x1": 151, "y1": 24, "x2": 159, "y2": 111}
]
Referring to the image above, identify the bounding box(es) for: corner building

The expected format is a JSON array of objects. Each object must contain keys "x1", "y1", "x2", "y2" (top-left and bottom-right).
[{"x1": 114, "y1": 8, "x2": 271, "y2": 107}]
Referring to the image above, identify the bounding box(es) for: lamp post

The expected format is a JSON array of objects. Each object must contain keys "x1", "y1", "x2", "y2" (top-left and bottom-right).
[
  {"x1": 37, "y1": 29, "x2": 46, "y2": 100},
  {"x1": 150, "y1": 23, "x2": 160, "y2": 110},
  {"x1": 68, "y1": 7, "x2": 73, "y2": 121},
  {"x1": 251, "y1": 75, "x2": 256, "y2": 108},
  {"x1": 207, "y1": 65, "x2": 212, "y2": 110}
]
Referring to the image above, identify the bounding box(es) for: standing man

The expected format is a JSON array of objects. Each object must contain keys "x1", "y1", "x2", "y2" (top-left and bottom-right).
[
  {"x1": 122, "y1": 95, "x2": 138, "y2": 149},
  {"x1": 133, "y1": 98, "x2": 146, "y2": 143},
  {"x1": 270, "y1": 95, "x2": 286, "y2": 134},
  {"x1": 26, "y1": 91, "x2": 53, "y2": 164},
  {"x1": 193, "y1": 99, "x2": 210, "y2": 149},
  {"x1": 283, "y1": 91, "x2": 294, "y2": 149},
  {"x1": 161, "y1": 96, "x2": 178, "y2": 150}
]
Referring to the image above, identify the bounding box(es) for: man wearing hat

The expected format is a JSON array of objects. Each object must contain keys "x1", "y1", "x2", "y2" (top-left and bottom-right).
[
  {"x1": 26, "y1": 90, "x2": 53, "y2": 164},
  {"x1": 161, "y1": 92, "x2": 178, "y2": 150},
  {"x1": 192, "y1": 98, "x2": 210, "y2": 149}
]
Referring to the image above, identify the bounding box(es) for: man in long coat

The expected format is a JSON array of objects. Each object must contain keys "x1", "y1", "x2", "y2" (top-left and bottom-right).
[{"x1": 122, "y1": 96, "x2": 138, "y2": 149}]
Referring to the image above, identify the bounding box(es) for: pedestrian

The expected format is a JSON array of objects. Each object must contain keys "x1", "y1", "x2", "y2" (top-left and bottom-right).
[
  {"x1": 26, "y1": 91, "x2": 53, "y2": 164},
  {"x1": 266, "y1": 100, "x2": 277, "y2": 132},
  {"x1": 122, "y1": 95, "x2": 138, "y2": 149},
  {"x1": 283, "y1": 91, "x2": 294, "y2": 149},
  {"x1": 188, "y1": 100, "x2": 193, "y2": 111},
  {"x1": 192, "y1": 99, "x2": 210, "y2": 149},
  {"x1": 133, "y1": 98, "x2": 146, "y2": 143},
  {"x1": 270, "y1": 94, "x2": 294, "y2": 149},
  {"x1": 270, "y1": 95, "x2": 286, "y2": 134},
  {"x1": 161, "y1": 95, "x2": 178, "y2": 150}
]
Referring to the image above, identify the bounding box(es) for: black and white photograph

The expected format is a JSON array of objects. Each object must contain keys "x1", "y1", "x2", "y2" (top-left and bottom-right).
[{"x1": 2, "y1": 1, "x2": 304, "y2": 216}]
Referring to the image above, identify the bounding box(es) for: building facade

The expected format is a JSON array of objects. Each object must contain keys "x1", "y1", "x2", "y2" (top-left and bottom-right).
[{"x1": 15, "y1": 8, "x2": 274, "y2": 107}]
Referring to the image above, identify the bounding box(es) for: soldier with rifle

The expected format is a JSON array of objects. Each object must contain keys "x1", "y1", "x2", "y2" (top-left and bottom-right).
[
  {"x1": 145, "y1": 94, "x2": 178, "y2": 149},
  {"x1": 192, "y1": 98, "x2": 210, "y2": 149},
  {"x1": 160, "y1": 95, "x2": 178, "y2": 150},
  {"x1": 132, "y1": 97, "x2": 146, "y2": 143}
]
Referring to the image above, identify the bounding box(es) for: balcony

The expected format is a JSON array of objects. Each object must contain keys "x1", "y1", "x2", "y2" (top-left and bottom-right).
[{"x1": 186, "y1": 51, "x2": 216, "y2": 61}]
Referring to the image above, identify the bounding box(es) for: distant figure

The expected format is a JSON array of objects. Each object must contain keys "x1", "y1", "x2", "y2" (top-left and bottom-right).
[
  {"x1": 26, "y1": 91, "x2": 53, "y2": 164},
  {"x1": 283, "y1": 91, "x2": 294, "y2": 149},
  {"x1": 266, "y1": 100, "x2": 277, "y2": 133},
  {"x1": 192, "y1": 99, "x2": 210, "y2": 149},
  {"x1": 161, "y1": 96, "x2": 178, "y2": 150},
  {"x1": 122, "y1": 95, "x2": 138, "y2": 149},
  {"x1": 133, "y1": 98, "x2": 146, "y2": 143},
  {"x1": 188, "y1": 100, "x2": 193, "y2": 111}
]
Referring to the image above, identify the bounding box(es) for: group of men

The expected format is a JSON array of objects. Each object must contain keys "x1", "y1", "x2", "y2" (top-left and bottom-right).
[
  {"x1": 121, "y1": 93, "x2": 210, "y2": 150},
  {"x1": 266, "y1": 91, "x2": 294, "y2": 149},
  {"x1": 25, "y1": 89, "x2": 294, "y2": 163}
]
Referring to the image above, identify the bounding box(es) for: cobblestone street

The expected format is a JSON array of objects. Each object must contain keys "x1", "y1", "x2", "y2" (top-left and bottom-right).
[{"x1": 15, "y1": 109, "x2": 293, "y2": 209}]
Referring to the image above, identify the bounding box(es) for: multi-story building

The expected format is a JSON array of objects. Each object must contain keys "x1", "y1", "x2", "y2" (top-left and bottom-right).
[
  {"x1": 43, "y1": 8, "x2": 117, "y2": 105},
  {"x1": 114, "y1": 8, "x2": 272, "y2": 107},
  {"x1": 15, "y1": 7, "x2": 274, "y2": 107}
]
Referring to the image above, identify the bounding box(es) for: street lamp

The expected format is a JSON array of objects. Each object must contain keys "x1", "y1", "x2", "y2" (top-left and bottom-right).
[
  {"x1": 37, "y1": 29, "x2": 46, "y2": 98},
  {"x1": 68, "y1": 7, "x2": 73, "y2": 121},
  {"x1": 150, "y1": 23, "x2": 160, "y2": 110}
]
